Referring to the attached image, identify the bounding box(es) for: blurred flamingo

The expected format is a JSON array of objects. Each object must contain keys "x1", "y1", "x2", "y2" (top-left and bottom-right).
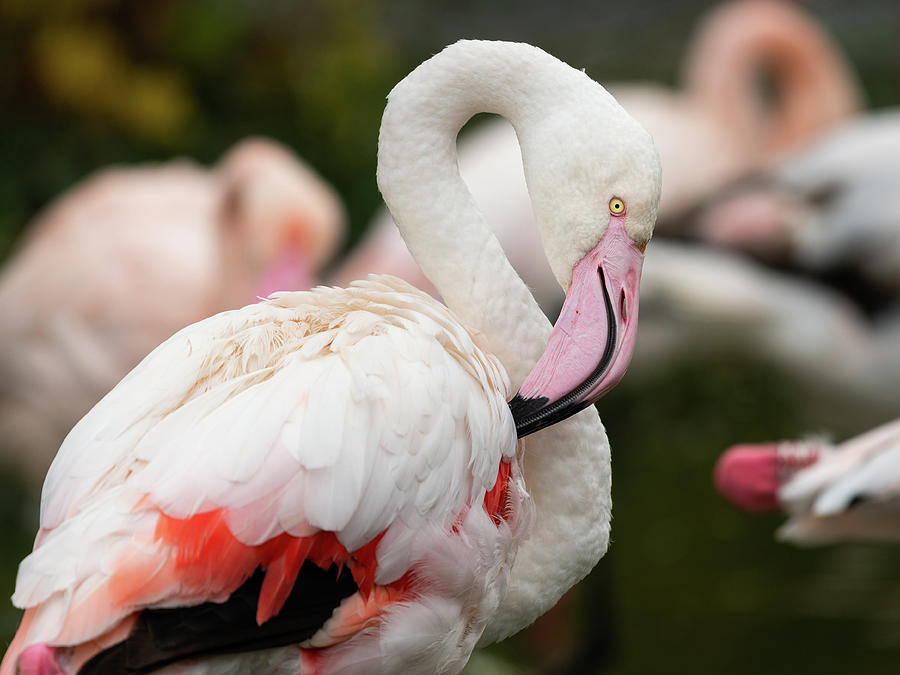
[
  {"x1": 616, "y1": 0, "x2": 861, "y2": 225},
  {"x1": 333, "y1": 0, "x2": 860, "y2": 311},
  {"x1": 633, "y1": 240, "x2": 872, "y2": 387},
  {"x1": 715, "y1": 417, "x2": 900, "y2": 543},
  {"x1": 1, "y1": 40, "x2": 662, "y2": 674},
  {"x1": 0, "y1": 138, "x2": 344, "y2": 485},
  {"x1": 697, "y1": 112, "x2": 900, "y2": 310}
]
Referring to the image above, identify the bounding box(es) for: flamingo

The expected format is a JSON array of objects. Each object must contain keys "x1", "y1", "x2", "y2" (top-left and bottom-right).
[
  {"x1": 609, "y1": 0, "x2": 859, "y2": 224},
  {"x1": 1, "y1": 40, "x2": 661, "y2": 674},
  {"x1": 696, "y1": 112, "x2": 900, "y2": 308},
  {"x1": 714, "y1": 417, "x2": 900, "y2": 544},
  {"x1": 332, "y1": 0, "x2": 859, "y2": 312},
  {"x1": 633, "y1": 240, "x2": 871, "y2": 389},
  {"x1": 0, "y1": 138, "x2": 344, "y2": 486}
]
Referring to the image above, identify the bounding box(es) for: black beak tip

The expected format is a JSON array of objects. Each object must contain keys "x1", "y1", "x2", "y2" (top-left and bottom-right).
[{"x1": 509, "y1": 392, "x2": 549, "y2": 438}]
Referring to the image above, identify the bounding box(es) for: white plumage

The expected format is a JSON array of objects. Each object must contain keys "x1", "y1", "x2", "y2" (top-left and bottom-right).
[
  {"x1": 698, "y1": 112, "x2": 900, "y2": 294},
  {"x1": 11, "y1": 277, "x2": 528, "y2": 671}
]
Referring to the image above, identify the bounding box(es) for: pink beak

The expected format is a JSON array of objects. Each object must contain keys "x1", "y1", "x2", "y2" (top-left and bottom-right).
[
  {"x1": 714, "y1": 442, "x2": 821, "y2": 512},
  {"x1": 510, "y1": 218, "x2": 644, "y2": 437},
  {"x1": 713, "y1": 444, "x2": 782, "y2": 512}
]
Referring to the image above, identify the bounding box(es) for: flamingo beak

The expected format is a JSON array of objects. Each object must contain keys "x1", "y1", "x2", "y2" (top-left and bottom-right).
[
  {"x1": 713, "y1": 444, "x2": 782, "y2": 512},
  {"x1": 714, "y1": 441, "x2": 820, "y2": 512},
  {"x1": 510, "y1": 219, "x2": 644, "y2": 437},
  {"x1": 256, "y1": 248, "x2": 314, "y2": 299}
]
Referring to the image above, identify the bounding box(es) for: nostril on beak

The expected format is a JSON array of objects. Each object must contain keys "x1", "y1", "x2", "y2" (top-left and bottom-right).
[{"x1": 619, "y1": 289, "x2": 627, "y2": 321}]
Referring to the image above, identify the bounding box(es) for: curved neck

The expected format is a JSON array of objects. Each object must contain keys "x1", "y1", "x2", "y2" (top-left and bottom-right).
[
  {"x1": 377, "y1": 42, "x2": 583, "y2": 386},
  {"x1": 377, "y1": 41, "x2": 613, "y2": 641},
  {"x1": 683, "y1": 1, "x2": 860, "y2": 158}
]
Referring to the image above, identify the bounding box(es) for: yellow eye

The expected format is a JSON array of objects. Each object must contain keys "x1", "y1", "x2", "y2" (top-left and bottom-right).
[{"x1": 609, "y1": 197, "x2": 625, "y2": 215}]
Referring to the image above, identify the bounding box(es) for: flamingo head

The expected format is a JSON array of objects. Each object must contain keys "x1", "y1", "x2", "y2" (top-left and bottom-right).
[
  {"x1": 217, "y1": 138, "x2": 345, "y2": 302},
  {"x1": 510, "y1": 88, "x2": 661, "y2": 436}
]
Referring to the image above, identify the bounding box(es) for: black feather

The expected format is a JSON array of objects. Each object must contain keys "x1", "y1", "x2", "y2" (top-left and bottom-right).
[{"x1": 79, "y1": 562, "x2": 357, "y2": 674}]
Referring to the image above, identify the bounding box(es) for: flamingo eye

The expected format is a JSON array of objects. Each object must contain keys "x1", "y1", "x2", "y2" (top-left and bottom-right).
[{"x1": 608, "y1": 197, "x2": 625, "y2": 215}]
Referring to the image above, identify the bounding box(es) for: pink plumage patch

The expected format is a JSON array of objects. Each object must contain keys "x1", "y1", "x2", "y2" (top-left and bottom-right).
[
  {"x1": 14, "y1": 644, "x2": 63, "y2": 675},
  {"x1": 154, "y1": 510, "x2": 385, "y2": 625},
  {"x1": 483, "y1": 459, "x2": 511, "y2": 525}
]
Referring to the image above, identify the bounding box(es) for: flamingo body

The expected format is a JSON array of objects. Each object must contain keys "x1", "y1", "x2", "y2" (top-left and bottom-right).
[
  {"x1": 0, "y1": 139, "x2": 344, "y2": 485},
  {"x1": 3, "y1": 40, "x2": 661, "y2": 674},
  {"x1": 636, "y1": 240, "x2": 871, "y2": 387},
  {"x1": 698, "y1": 112, "x2": 900, "y2": 298}
]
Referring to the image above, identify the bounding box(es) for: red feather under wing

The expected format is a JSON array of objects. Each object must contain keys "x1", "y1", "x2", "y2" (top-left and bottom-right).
[{"x1": 154, "y1": 509, "x2": 387, "y2": 626}]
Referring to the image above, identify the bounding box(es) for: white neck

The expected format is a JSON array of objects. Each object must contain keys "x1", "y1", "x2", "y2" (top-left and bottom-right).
[{"x1": 377, "y1": 40, "x2": 612, "y2": 642}]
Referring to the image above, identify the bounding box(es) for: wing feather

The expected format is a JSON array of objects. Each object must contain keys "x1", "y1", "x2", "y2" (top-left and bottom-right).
[{"x1": 813, "y1": 443, "x2": 900, "y2": 515}]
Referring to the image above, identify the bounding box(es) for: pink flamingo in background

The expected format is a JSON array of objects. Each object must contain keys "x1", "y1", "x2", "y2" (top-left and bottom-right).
[
  {"x1": 697, "y1": 112, "x2": 900, "y2": 301},
  {"x1": 0, "y1": 138, "x2": 344, "y2": 485},
  {"x1": 615, "y1": 0, "x2": 861, "y2": 224},
  {"x1": 1, "y1": 40, "x2": 662, "y2": 675},
  {"x1": 715, "y1": 417, "x2": 900, "y2": 543}
]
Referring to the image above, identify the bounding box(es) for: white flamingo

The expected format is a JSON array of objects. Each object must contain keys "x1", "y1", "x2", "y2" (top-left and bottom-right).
[
  {"x1": 1, "y1": 40, "x2": 661, "y2": 674},
  {"x1": 0, "y1": 138, "x2": 344, "y2": 485},
  {"x1": 715, "y1": 417, "x2": 900, "y2": 544}
]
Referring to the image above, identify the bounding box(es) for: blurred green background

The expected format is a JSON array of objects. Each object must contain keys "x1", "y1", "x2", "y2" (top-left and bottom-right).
[{"x1": 1, "y1": 1, "x2": 899, "y2": 673}]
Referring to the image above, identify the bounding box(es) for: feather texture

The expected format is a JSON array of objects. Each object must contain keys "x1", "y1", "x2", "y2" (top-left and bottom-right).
[{"x1": 8, "y1": 276, "x2": 522, "y2": 672}]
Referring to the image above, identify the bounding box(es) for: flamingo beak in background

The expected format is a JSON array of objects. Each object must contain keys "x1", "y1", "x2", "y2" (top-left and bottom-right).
[
  {"x1": 510, "y1": 219, "x2": 645, "y2": 437},
  {"x1": 256, "y1": 248, "x2": 314, "y2": 299},
  {"x1": 714, "y1": 442, "x2": 821, "y2": 512},
  {"x1": 713, "y1": 444, "x2": 783, "y2": 512}
]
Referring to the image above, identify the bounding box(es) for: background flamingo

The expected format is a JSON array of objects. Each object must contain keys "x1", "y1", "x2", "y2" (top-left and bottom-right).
[
  {"x1": 615, "y1": 0, "x2": 861, "y2": 227},
  {"x1": 1, "y1": 40, "x2": 661, "y2": 674},
  {"x1": 0, "y1": 138, "x2": 344, "y2": 486},
  {"x1": 633, "y1": 241, "x2": 873, "y2": 390},
  {"x1": 715, "y1": 417, "x2": 900, "y2": 544},
  {"x1": 697, "y1": 111, "x2": 900, "y2": 308}
]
